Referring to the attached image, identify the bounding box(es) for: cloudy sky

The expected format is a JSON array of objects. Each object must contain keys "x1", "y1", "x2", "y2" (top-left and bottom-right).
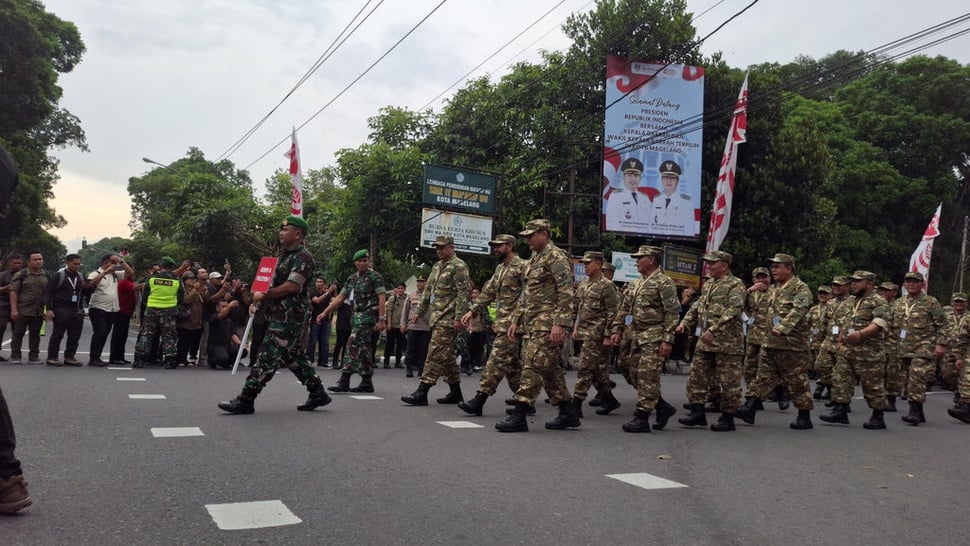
[{"x1": 40, "y1": 0, "x2": 970, "y2": 251}]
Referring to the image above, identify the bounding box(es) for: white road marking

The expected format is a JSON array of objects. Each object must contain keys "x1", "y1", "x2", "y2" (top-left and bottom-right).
[
  {"x1": 108, "y1": 366, "x2": 133, "y2": 370},
  {"x1": 436, "y1": 421, "x2": 484, "y2": 429},
  {"x1": 129, "y1": 394, "x2": 166, "y2": 400},
  {"x1": 151, "y1": 427, "x2": 203, "y2": 438},
  {"x1": 205, "y1": 500, "x2": 302, "y2": 530},
  {"x1": 116, "y1": 377, "x2": 146, "y2": 382},
  {"x1": 349, "y1": 395, "x2": 383, "y2": 400},
  {"x1": 606, "y1": 473, "x2": 688, "y2": 490}
]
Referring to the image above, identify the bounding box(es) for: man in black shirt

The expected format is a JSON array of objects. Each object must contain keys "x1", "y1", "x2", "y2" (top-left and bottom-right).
[
  {"x1": 207, "y1": 299, "x2": 242, "y2": 369},
  {"x1": 45, "y1": 254, "x2": 86, "y2": 366}
]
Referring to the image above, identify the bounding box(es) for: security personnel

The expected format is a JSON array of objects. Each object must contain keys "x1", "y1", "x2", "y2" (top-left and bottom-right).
[
  {"x1": 604, "y1": 157, "x2": 655, "y2": 233},
  {"x1": 134, "y1": 256, "x2": 183, "y2": 368},
  {"x1": 651, "y1": 160, "x2": 696, "y2": 236}
]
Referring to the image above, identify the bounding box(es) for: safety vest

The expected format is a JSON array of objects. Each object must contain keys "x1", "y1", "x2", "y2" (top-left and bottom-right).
[{"x1": 146, "y1": 273, "x2": 180, "y2": 309}]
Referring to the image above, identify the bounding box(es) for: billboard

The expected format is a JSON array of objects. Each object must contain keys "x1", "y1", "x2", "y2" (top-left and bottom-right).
[
  {"x1": 420, "y1": 208, "x2": 493, "y2": 255},
  {"x1": 601, "y1": 56, "x2": 704, "y2": 240},
  {"x1": 422, "y1": 164, "x2": 496, "y2": 215},
  {"x1": 610, "y1": 244, "x2": 701, "y2": 288}
]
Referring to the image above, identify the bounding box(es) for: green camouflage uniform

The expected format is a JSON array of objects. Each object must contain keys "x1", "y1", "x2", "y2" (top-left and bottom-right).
[
  {"x1": 511, "y1": 243, "x2": 574, "y2": 405},
  {"x1": 815, "y1": 295, "x2": 854, "y2": 388},
  {"x1": 612, "y1": 269, "x2": 679, "y2": 412},
  {"x1": 417, "y1": 254, "x2": 470, "y2": 386},
  {"x1": 743, "y1": 289, "x2": 771, "y2": 387},
  {"x1": 940, "y1": 308, "x2": 966, "y2": 391},
  {"x1": 339, "y1": 268, "x2": 385, "y2": 377},
  {"x1": 748, "y1": 276, "x2": 814, "y2": 410},
  {"x1": 244, "y1": 245, "x2": 321, "y2": 392},
  {"x1": 679, "y1": 274, "x2": 746, "y2": 413},
  {"x1": 615, "y1": 283, "x2": 638, "y2": 385},
  {"x1": 808, "y1": 301, "x2": 826, "y2": 369},
  {"x1": 831, "y1": 291, "x2": 889, "y2": 409},
  {"x1": 896, "y1": 293, "x2": 947, "y2": 404},
  {"x1": 954, "y1": 315, "x2": 969, "y2": 403},
  {"x1": 572, "y1": 274, "x2": 619, "y2": 400},
  {"x1": 469, "y1": 256, "x2": 526, "y2": 396},
  {"x1": 135, "y1": 271, "x2": 183, "y2": 366},
  {"x1": 883, "y1": 299, "x2": 902, "y2": 397}
]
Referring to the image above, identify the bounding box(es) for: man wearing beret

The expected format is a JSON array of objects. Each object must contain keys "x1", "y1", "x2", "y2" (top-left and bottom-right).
[
  {"x1": 894, "y1": 271, "x2": 946, "y2": 426},
  {"x1": 134, "y1": 256, "x2": 184, "y2": 369},
  {"x1": 820, "y1": 271, "x2": 890, "y2": 429},
  {"x1": 495, "y1": 220, "x2": 577, "y2": 432},
  {"x1": 605, "y1": 157, "x2": 655, "y2": 234},
  {"x1": 402, "y1": 235, "x2": 471, "y2": 406},
  {"x1": 459, "y1": 234, "x2": 527, "y2": 416},
  {"x1": 736, "y1": 253, "x2": 815, "y2": 430},
  {"x1": 319, "y1": 248, "x2": 386, "y2": 394},
  {"x1": 608, "y1": 245, "x2": 680, "y2": 433},
  {"x1": 218, "y1": 215, "x2": 332, "y2": 414},
  {"x1": 813, "y1": 276, "x2": 852, "y2": 402},
  {"x1": 676, "y1": 250, "x2": 746, "y2": 431},
  {"x1": 651, "y1": 160, "x2": 697, "y2": 237}
]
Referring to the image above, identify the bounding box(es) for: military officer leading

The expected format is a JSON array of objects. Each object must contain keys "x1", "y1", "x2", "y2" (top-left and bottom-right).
[
  {"x1": 651, "y1": 160, "x2": 696, "y2": 237},
  {"x1": 604, "y1": 157, "x2": 654, "y2": 233}
]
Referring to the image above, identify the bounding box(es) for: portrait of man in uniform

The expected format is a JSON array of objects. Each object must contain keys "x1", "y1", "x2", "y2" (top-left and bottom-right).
[
  {"x1": 604, "y1": 157, "x2": 657, "y2": 234},
  {"x1": 651, "y1": 160, "x2": 697, "y2": 237}
]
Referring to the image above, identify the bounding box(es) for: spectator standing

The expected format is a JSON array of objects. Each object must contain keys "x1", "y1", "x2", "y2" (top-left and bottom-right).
[
  {"x1": 44, "y1": 254, "x2": 86, "y2": 366},
  {"x1": 401, "y1": 276, "x2": 430, "y2": 378},
  {"x1": 307, "y1": 278, "x2": 332, "y2": 367},
  {"x1": 8, "y1": 251, "x2": 48, "y2": 363},
  {"x1": 0, "y1": 253, "x2": 25, "y2": 361},
  {"x1": 464, "y1": 287, "x2": 488, "y2": 375},
  {"x1": 175, "y1": 271, "x2": 205, "y2": 366},
  {"x1": 108, "y1": 272, "x2": 137, "y2": 365},
  {"x1": 383, "y1": 283, "x2": 407, "y2": 368},
  {"x1": 331, "y1": 298, "x2": 352, "y2": 369},
  {"x1": 85, "y1": 254, "x2": 134, "y2": 366}
]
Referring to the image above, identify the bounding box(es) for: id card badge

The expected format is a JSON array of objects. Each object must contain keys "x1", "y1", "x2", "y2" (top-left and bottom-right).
[
  {"x1": 695, "y1": 326, "x2": 702, "y2": 336},
  {"x1": 429, "y1": 295, "x2": 435, "y2": 305},
  {"x1": 624, "y1": 314, "x2": 633, "y2": 326},
  {"x1": 832, "y1": 326, "x2": 840, "y2": 335},
  {"x1": 848, "y1": 328, "x2": 856, "y2": 335},
  {"x1": 899, "y1": 329, "x2": 907, "y2": 339},
  {"x1": 71, "y1": 294, "x2": 78, "y2": 303},
  {"x1": 772, "y1": 316, "x2": 781, "y2": 327}
]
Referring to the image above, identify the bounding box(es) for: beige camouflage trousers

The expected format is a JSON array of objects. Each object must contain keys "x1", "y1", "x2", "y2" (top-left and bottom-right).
[
  {"x1": 477, "y1": 332, "x2": 521, "y2": 396},
  {"x1": 884, "y1": 354, "x2": 902, "y2": 397},
  {"x1": 958, "y1": 357, "x2": 970, "y2": 404},
  {"x1": 686, "y1": 351, "x2": 743, "y2": 413},
  {"x1": 941, "y1": 351, "x2": 961, "y2": 391},
  {"x1": 572, "y1": 338, "x2": 612, "y2": 400},
  {"x1": 902, "y1": 357, "x2": 935, "y2": 404},
  {"x1": 419, "y1": 325, "x2": 460, "y2": 386},
  {"x1": 512, "y1": 333, "x2": 570, "y2": 405},
  {"x1": 814, "y1": 347, "x2": 838, "y2": 386},
  {"x1": 749, "y1": 347, "x2": 814, "y2": 410},
  {"x1": 832, "y1": 356, "x2": 887, "y2": 410},
  {"x1": 631, "y1": 339, "x2": 665, "y2": 412},
  {"x1": 743, "y1": 342, "x2": 763, "y2": 389}
]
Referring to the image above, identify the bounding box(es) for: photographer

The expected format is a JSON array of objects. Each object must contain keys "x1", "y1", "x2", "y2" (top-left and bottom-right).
[{"x1": 85, "y1": 254, "x2": 134, "y2": 366}]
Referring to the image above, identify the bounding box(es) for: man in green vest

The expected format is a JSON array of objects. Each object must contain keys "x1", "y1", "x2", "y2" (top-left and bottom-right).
[{"x1": 134, "y1": 257, "x2": 183, "y2": 368}]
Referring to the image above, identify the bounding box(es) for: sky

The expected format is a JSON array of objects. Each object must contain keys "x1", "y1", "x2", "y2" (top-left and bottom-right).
[{"x1": 38, "y1": 0, "x2": 970, "y2": 252}]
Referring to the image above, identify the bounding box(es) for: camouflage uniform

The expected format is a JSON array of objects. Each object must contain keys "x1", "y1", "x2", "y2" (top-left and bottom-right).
[
  {"x1": 135, "y1": 270, "x2": 183, "y2": 366},
  {"x1": 747, "y1": 274, "x2": 814, "y2": 411},
  {"x1": 612, "y1": 267, "x2": 679, "y2": 412},
  {"x1": 940, "y1": 306, "x2": 966, "y2": 391},
  {"x1": 807, "y1": 296, "x2": 828, "y2": 369},
  {"x1": 417, "y1": 254, "x2": 471, "y2": 386},
  {"x1": 831, "y1": 286, "x2": 889, "y2": 410},
  {"x1": 615, "y1": 283, "x2": 638, "y2": 386},
  {"x1": 743, "y1": 285, "x2": 771, "y2": 388},
  {"x1": 468, "y1": 255, "x2": 526, "y2": 396},
  {"x1": 953, "y1": 314, "x2": 969, "y2": 404},
  {"x1": 679, "y1": 273, "x2": 746, "y2": 413},
  {"x1": 815, "y1": 291, "x2": 854, "y2": 389},
  {"x1": 896, "y1": 292, "x2": 947, "y2": 404},
  {"x1": 883, "y1": 296, "x2": 902, "y2": 398},
  {"x1": 572, "y1": 272, "x2": 620, "y2": 400},
  {"x1": 244, "y1": 244, "x2": 322, "y2": 392},
  {"x1": 339, "y1": 268, "x2": 386, "y2": 378},
  {"x1": 510, "y1": 242, "x2": 574, "y2": 406}
]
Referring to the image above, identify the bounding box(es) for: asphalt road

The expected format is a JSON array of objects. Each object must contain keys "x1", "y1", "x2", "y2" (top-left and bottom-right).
[{"x1": 2, "y1": 327, "x2": 969, "y2": 545}]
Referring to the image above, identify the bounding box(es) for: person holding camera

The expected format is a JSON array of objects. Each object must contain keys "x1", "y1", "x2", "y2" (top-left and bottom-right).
[{"x1": 86, "y1": 253, "x2": 134, "y2": 366}]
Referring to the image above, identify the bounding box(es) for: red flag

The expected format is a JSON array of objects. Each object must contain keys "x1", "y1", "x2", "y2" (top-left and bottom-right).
[
  {"x1": 285, "y1": 128, "x2": 304, "y2": 218},
  {"x1": 705, "y1": 74, "x2": 748, "y2": 254},
  {"x1": 907, "y1": 203, "x2": 942, "y2": 293}
]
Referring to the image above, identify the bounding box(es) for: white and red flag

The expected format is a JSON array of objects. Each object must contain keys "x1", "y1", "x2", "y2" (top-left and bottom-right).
[
  {"x1": 908, "y1": 203, "x2": 942, "y2": 293},
  {"x1": 285, "y1": 128, "x2": 304, "y2": 218},
  {"x1": 705, "y1": 73, "x2": 748, "y2": 254}
]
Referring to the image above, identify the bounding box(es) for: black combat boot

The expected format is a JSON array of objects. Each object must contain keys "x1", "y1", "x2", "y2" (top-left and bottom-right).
[
  {"x1": 821, "y1": 385, "x2": 832, "y2": 400},
  {"x1": 401, "y1": 382, "x2": 432, "y2": 406},
  {"x1": 348, "y1": 376, "x2": 374, "y2": 393},
  {"x1": 505, "y1": 397, "x2": 516, "y2": 406},
  {"x1": 571, "y1": 396, "x2": 585, "y2": 419},
  {"x1": 885, "y1": 395, "x2": 898, "y2": 412},
  {"x1": 736, "y1": 397, "x2": 761, "y2": 425},
  {"x1": 947, "y1": 402, "x2": 970, "y2": 424},
  {"x1": 819, "y1": 402, "x2": 849, "y2": 424},
  {"x1": 506, "y1": 404, "x2": 536, "y2": 416},
  {"x1": 545, "y1": 400, "x2": 581, "y2": 430},
  {"x1": 703, "y1": 398, "x2": 721, "y2": 413},
  {"x1": 328, "y1": 372, "x2": 352, "y2": 393},
  {"x1": 901, "y1": 401, "x2": 925, "y2": 425},
  {"x1": 862, "y1": 409, "x2": 886, "y2": 430},
  {"x1": 495, "y1": 402, "x2": 529, "y2": 432},
  {"x1": 297, "y1": 377, "x2": 333, "y2": 411},
  {"x1": 594, "y1": 391, "x2": 622, "y2": 415},
  {"x1": 218, "y1": 387, "x2": 258, "y2": 414},
  {"x1": 436, "y1": 382, "x2": 464, "y2": 404},
  {"x1": 588, "y1": 392, "x2": 605, "y2": 407},
  {"x1": 813, "y1": 383, "x2": 826, "y2": 400},
  {"x1": 790, "y1": 409, "x2": 813, "y2": 430},
  {"x1": 775, "y1": 386, "x2": 790, "y2": 411},
  {"x1": 678, "y1": 404, "x2": 707, "y2": 427},
  {"x1": 710, "y1": 412, "x2": 735, "y2": 432},
  {"x1": 652, "y1": 397, "x2": 676, "y2": 430},
  {"x1": 458, "y1": 391, "x2": 489, "y2": 416},
  {"x1": 622, "y1": 409, "x2": 652, "y2": 433}
]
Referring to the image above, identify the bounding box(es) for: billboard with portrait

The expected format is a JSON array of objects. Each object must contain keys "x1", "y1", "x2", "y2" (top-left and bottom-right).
[{"x1": 601, "y1": 55, "x2": 704, "y2": 240}]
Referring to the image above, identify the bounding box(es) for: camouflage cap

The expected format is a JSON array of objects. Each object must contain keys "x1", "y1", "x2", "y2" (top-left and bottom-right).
[
  {"x1": 877, "y1": 282, "x2": 898, "y2": 291},
  {"x1": 849, "y1": 270, "x2": 875, "y2": 282},
  {"x1": 602, "y1": 262, "x2": 616, "y2": 272},
  {"x1": 432, "y1": 235, "x2": 455, "y2": 247},
  {"x1": 831, "y1": 275, "x2": 849, "y2": 286},
  {"x1": 488, "y1": 234, "x2": 517, "y2": 246},
  {"x1": 631, "y1": 245, "x2": 663, "y2": 258},
  {"x1": 817, "y1": 285, "x2": 832, "y2": 294},
  {"x1": 952, "y1": 292, "x2": 968, "y2": 302},
  {"x1": 519, "y1": 219, "x2": 551, "y2": 236},
  {"x1": 752, "y1": 267, "x2": 770, "y2": 277},
  {"x1": 702, "y1": 250, "x2": 732, "y2": 264},
  {"x1": 580, "y1": 251, "x2": 604, "y2": 263},
  {"x1": 904, "y1": 271, "x2": 924, "y2": 282},
  {"x1": 768, "y1": 253, "x2": 795, "y2": 264}
]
